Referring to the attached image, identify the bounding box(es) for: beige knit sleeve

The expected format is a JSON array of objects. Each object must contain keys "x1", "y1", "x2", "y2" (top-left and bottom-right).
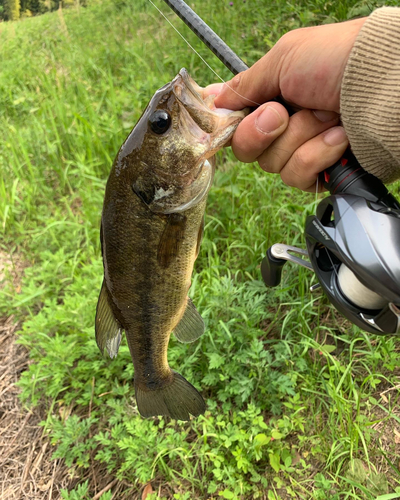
[{"x1": 341, "y1": 7, "x2": 400, "y2": 183}]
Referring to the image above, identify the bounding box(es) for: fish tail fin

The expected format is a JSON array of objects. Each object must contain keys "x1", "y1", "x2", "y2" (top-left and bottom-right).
[{"x1": 135, "y1": 371, "x2": 206, "y2": 421}]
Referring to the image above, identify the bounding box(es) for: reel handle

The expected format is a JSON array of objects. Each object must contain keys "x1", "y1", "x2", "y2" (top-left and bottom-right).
[{"x1": 260, "y1": 247, "x2": 286, "y2": 287}]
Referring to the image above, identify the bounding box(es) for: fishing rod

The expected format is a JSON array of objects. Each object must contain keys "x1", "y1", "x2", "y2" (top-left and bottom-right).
[
  {"x1": 161, "y1": 0, "x2": 291, "y2": 111},
  {"x1": 162, "y1": 0, "x2": 400, "y2": 335}
]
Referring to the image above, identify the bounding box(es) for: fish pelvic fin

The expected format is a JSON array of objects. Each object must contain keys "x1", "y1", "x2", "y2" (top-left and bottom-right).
[
  {"x1": 173, "y1": 297, "x2": 205, "y2": 343},
  {"x1": 135, "y1": 371, "x2": 206, "y2": 421},
  {"x1": 95, "y1": 280, "x2": 122, "y2": 359}
]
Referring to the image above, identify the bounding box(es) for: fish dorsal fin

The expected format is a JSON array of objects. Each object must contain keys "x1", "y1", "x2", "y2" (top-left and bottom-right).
[
  {"x1": 174, "y1": 298, "x2": 205, "y2": 343},
  {"x1": 95, "y1": 281, "x2": 122, "y2": 359}
]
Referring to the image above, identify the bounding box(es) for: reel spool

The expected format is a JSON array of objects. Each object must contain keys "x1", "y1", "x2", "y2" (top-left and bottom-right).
[{"x1": 262, "y1": 150, "x2": 400, "y2": 334}]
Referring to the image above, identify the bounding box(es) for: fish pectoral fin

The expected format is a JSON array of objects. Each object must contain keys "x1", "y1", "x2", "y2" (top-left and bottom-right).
[
  {"x1": 173, "y1": 298, "x2": 205, "y2": 343},
  {"x1": 95, "y1": 280, "x2": 122, "y2": 359},
  {"x1": 135, "y1": 371, "x2": 206, "y2": 421},
  {"x1": 157, "y1": 213, "x2": 186, "y2": 269}
]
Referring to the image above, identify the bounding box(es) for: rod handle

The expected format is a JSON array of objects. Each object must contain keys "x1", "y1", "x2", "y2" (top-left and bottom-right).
[{"x1": 321, "y1": 148, "x2": 400, "y2": 209}]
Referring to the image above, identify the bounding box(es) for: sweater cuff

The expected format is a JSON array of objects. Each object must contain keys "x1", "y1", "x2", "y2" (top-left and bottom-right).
[{"x1": 341, "y1": 7, "x2": 400, "y2": 183}]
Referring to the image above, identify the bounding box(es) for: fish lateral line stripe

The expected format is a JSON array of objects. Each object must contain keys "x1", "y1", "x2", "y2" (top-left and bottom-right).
[{"x1": 146, "y1": 0, "x2": 262, "y2": 107}]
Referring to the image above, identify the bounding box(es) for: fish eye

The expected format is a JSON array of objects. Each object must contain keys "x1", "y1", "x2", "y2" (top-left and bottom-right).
[{"x1": 149, "y1": 110, "x2": 171, "y2": 135}]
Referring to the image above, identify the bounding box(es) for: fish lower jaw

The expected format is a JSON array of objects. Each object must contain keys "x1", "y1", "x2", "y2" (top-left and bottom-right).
[{"x1": 213, "y1": 107, "x2": 241, "y2": 116}]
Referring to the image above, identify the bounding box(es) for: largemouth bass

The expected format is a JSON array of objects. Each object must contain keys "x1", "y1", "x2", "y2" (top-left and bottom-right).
[{"x1": 95, "y1": 69, "x2": 246, "y2": 420}]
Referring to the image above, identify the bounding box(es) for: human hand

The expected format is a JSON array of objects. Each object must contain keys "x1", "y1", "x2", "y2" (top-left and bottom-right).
[{"x1": 204, "y1": 17, "x2": 366, "y2": 191}]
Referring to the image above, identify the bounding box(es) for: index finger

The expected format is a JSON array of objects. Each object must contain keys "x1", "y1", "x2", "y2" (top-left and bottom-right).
[{"x1": 214, "y1": 54, "x2": 282, "y2": 110}]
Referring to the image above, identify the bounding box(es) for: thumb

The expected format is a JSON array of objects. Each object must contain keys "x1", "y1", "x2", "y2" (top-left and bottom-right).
[{"x1": 214, "y1": 53, "x2": 281, "y2": 110}]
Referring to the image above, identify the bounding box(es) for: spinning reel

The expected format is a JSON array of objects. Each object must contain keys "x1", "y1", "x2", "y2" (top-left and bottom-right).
[
  {"x1": 163, "y1": 0, "x2": 400, "y2": 334},
  {"x1": 261, "y1": 150, "x2": 400, "y2": 334}
]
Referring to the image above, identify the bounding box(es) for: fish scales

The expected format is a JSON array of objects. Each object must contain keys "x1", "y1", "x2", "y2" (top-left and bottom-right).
[
  {"x1": 95, "y1": 69, "x2": 247, "y2": 420},
  {"x1": 102, "y1": 190, "x2": 206, "y2": 377}
]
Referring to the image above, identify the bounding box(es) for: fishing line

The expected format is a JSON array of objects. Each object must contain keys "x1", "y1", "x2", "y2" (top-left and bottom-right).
[
  {"x1": 147, "y1": 0, "x2": 262, "y2": 106},
  {"x1": 315, "y1": 174, "x2": 319, "y2": 203}
]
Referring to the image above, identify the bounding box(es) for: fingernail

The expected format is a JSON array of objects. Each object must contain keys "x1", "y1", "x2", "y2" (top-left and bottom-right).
[
  {"x1": 313, "y1": 110, "x2": 339, "y2": 122},
  {"x1": 216, "y1": 81, "x2": 233, "y2": 99},
  {"x1": 255, "y1": 106, "x2": 284, "y2": 134},
  {"x1": 215, "y1": 74, "x2": 244, "y2": 106},
  {"x1": 323, "y1": 126, "x2": 348, "y2": 146},
  {"x1": 203, "y1": 83, "x2": 224, "y2": 98}
]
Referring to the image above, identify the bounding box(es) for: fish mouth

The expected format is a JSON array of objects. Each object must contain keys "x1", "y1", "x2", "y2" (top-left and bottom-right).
[
  {"x1": 173, "y1": 68, "x2": 248, "y2": 134},
  {"x1": 177, "y1": 68, "x2": 205, "y2": 106}
]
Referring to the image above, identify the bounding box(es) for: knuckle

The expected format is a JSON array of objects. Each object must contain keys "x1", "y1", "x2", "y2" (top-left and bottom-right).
[
  {"x1": 280, "y1": 149, "x2": 311, "y2": 187},
  {"x1": 258, "y1": 147, "x2": 284, "y2": 174},
  {"x1": 280, "y1": 169, "x2": 300, "y2": 188},
  {"x1": 286, "y1": 110, "x2": 314, "y2": 141},
  {"x1": 230, "y1": 72, "x2": 244, "y2": 92},
  {"x1": 276, "y1": 30, "x2": 296, "y2": 49},
  {"x1": 257, "y1": 157, "x2": 273, "y2": 173},
  {"x1": 257, "y1": 163, "x2": 267, "y2": 173},
  {"x1": 292, "y1": 147, "x2": 311, "y2": 173}
]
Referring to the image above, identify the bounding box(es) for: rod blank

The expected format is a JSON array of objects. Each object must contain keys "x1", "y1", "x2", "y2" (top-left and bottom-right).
[
  {"x1": 162, "y1": 0, "x2": 294, "y2": 113},
  {"x1": 162, "y1": 0, "x2": 248, "y2": 75}
]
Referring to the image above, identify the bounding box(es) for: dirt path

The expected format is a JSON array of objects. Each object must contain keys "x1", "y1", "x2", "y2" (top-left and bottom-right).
[
  {"x1": 0, "y1": 252, "x2": 136, "y2": 499},
  {"x1": 0, "y1": 249, "x2": 76, "y2": 499},
  {"x1": 0, "y1": 316, "x2": 77, "y2": 499}
]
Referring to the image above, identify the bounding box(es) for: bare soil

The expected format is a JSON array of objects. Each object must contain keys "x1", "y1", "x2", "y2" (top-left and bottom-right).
[
  {"x1": 0, "y1": 315, "x2": 77, "y2": 499},
  {"x1": 0, "y1": 251, "x2": 137, "y2": 499}
]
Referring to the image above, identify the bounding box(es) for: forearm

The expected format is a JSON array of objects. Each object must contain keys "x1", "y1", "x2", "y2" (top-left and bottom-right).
[{"x1": 341, "y1": 7, "x2": 400, "y2": 183}]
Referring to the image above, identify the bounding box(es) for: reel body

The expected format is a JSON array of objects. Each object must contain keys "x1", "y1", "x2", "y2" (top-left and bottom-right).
[{"x1": 262, "y1": 150, "x2": 400, "y2": 335}]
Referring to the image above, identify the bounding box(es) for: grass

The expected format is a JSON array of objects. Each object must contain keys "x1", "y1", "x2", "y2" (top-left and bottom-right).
[{"x1": 1, "y1": 0, "x2": 400, "y2": 498}]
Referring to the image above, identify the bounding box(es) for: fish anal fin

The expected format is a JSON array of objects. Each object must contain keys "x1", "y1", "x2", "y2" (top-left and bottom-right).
[
  {"x1": 95, "y1": 280, "x2": 122, "y2": 359},
  {"x1": 173, "y1": 298, "x2": 205, "y2": 343},
  {"x1": 157, "y1": 213, "x2": 186, "y2": 269},
  {"x1": 135, "y1": 371, "x2": 206, "y2": 421}
]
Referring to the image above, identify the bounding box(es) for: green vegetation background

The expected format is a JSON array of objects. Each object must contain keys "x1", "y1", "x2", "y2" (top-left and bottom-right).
[
  {"x1": 0, "y1": 0, "x2": 85, "y2": 22},
  {"x1": 1, "y1": 0, "x2": 400, "y2": 498}
]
